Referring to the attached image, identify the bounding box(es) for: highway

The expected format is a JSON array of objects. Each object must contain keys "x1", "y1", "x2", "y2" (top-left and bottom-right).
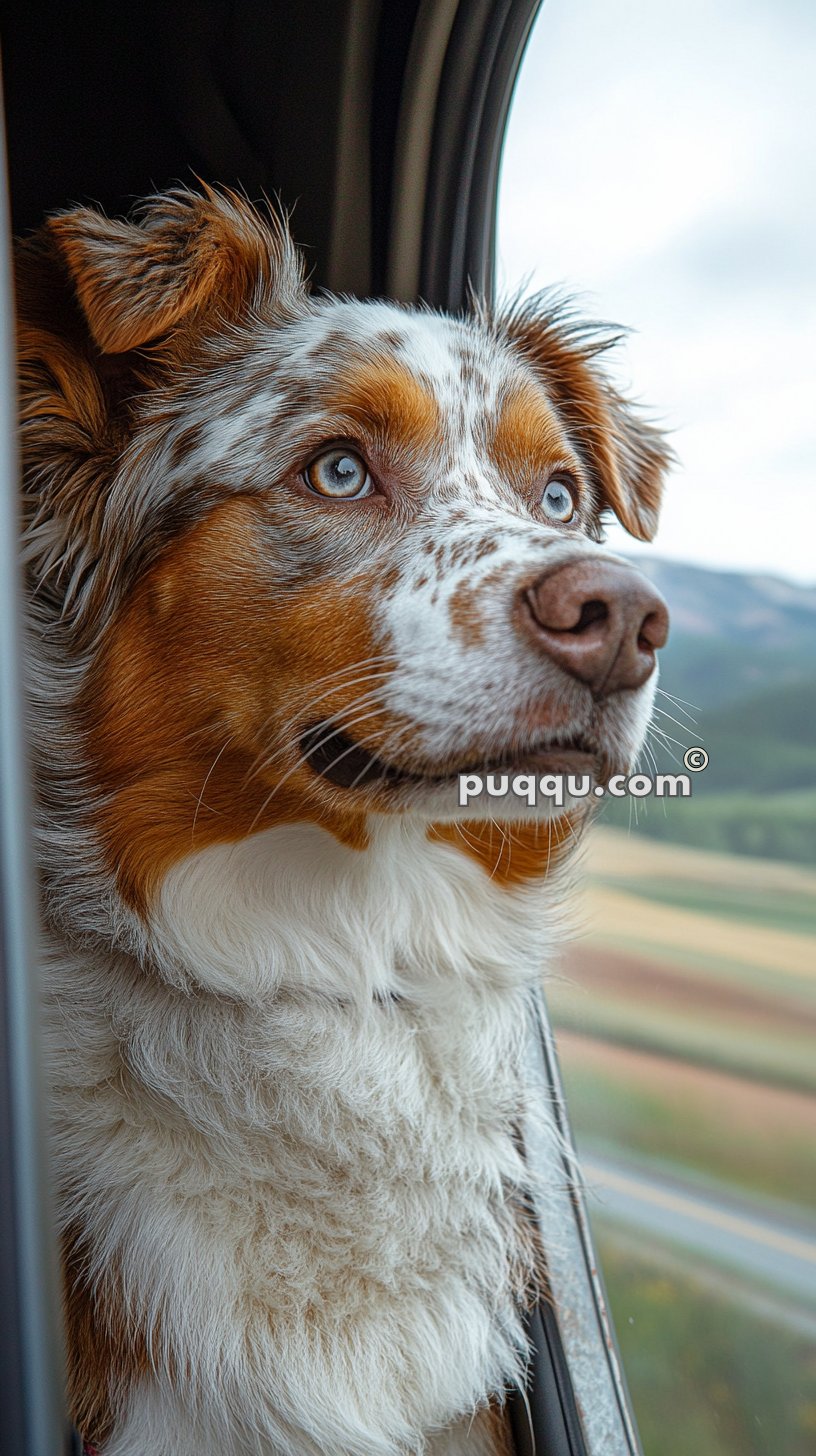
[{"x1": 581, "y1": 1155, "x2": 816, "y2": 1313}]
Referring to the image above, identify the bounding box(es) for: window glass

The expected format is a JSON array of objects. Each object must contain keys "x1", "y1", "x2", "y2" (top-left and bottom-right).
[{"x1": 499, "y1": 4, "x2": 816, "y2": 1453}]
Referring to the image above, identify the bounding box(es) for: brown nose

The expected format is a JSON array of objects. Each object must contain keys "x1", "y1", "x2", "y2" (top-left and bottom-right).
[{"x1": 523, "y1": 559, "x2": 669, "y2": 695}]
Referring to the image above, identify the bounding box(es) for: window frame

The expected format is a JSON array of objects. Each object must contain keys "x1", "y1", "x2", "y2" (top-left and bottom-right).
[{"x1": 0, "y1": 77, "x2": 72, "y2": 1456}]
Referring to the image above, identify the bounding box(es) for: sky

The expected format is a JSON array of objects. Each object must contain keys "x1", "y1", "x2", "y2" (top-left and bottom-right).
[{"x1": 497, "y1": 0, "x2": 816, "y2": 584}]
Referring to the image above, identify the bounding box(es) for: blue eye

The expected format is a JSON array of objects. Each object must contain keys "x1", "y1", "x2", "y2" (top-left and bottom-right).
[
  {"x1": 541, "y1": 475, "x2": 575, "y2": 521},
  {"x1": 305, "y1": 447, "x2": 373, "y2": 499}
]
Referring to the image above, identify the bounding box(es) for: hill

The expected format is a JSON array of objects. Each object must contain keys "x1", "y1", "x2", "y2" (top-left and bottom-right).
[{"x1": 602, "y1": 558, "x2": 816, "y2": 862}]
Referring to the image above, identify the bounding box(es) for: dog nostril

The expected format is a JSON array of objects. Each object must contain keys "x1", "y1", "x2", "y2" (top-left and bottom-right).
[
  {"x1": 572, "y1": 598, "x2": 608, "y2": 633},
  {"x1": 638, "y1": 606, "x2": 670, "y2": 652},
  {"x1": 522, "y1": 560, "x2": 670, "y2": 696}
]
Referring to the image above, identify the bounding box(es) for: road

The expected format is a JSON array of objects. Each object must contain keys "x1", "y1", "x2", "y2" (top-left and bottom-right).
[{"x1": 581, "y1": 1155, "x2": 816, "y2": 1311}]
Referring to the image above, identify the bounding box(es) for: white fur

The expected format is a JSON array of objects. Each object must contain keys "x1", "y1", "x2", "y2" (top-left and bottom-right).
[{"x1": 46, "y1": 818, "x2": 571, "y2": 1455}]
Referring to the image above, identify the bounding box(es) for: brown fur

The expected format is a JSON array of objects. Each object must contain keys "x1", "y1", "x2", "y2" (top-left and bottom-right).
[
  {"x1": 448, "y1": 575, "x2": 489, "y2": 648},
  {"x1": 47, "y1": 185, "x2": 297, "y2": 355},
  {"x1": 83, "y1": 496, "x2": 382, "y2": 912},
  {"x1": 325, "y1": 357, "x2": 444, "y2": 471},
  {"x1": 477, "y1": 1402, "x2": 516, "y2": 1455},
  {"x1": 498, "y1": 298, "x2": 673, "y2": 540},
  {"x1": 62, "y1": 1225, "x2": 162, "y2": 1449},
  {"x1": 489, "y1": 377, "x2": 576, "y2": 492},
  {"x1": 428, "y1": 818, "x2": 576, "y2": 886}
]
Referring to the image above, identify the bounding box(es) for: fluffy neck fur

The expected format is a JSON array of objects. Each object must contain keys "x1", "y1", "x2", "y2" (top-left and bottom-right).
[{"x1": 42, "y1": 738, "x2": 574, "y2": 1454}]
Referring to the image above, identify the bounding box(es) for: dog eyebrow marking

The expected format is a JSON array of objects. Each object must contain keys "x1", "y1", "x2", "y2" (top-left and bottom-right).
[
  {"x1": 325, "y1": 357, "x2": 443, "y2": 460},
  {"x1": 489, "y1": 377, "x2": 573, "y2": 488}
]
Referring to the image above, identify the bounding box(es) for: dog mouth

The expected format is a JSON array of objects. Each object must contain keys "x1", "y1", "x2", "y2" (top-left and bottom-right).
[{"x1": 299, "y1": 722, "x2": 602, "y2": 791}]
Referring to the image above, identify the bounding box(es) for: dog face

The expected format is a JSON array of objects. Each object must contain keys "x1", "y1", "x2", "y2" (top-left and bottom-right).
[{"x1": 19, "y1": 188, "x2": 671, "y2": 917}]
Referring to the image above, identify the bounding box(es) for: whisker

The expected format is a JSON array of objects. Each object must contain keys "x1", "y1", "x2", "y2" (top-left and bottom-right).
[
  {"x1": 655, "y1": 686, "x2": 701, "y2": 714},
  {"x1": 639, "y1": 739, "x2": 658, "y2": 778},
  {"x1": 324, "y1": 720, "x2": 411, "y2": 793},
  {"x1": 238, "y1": 655, "x2": 399, "y2": 762},
  {"x1": 191, "y1": 737, "x2": 234, "y2": 843},
  {"x1": 240, "y1": 654, "x2": 399, "y2": 778},
  {"x1": 246, "y1": 705, "x2": 389, "y2": 835},
  {"x1": 651, "y1": 704, "x2": 700, "y2": 739},
  {"x1": 646, "y1": 721, "x2": 688, "y2": 751},
  {"x1": 654, "y1": 693, "x2": 698, "y2": 726},
  {"x1": 488, "y1": 818, "x2": 510, "y2": 881},
  {"x1": 243, "y1": 684, "x2": 391, "y2": 787},
  {"x1": 561, "y1": 811, "x2": 583, "y2": 855},
  {"x1": 645, "y1": 727, "x2": 683, "y2": 767}
]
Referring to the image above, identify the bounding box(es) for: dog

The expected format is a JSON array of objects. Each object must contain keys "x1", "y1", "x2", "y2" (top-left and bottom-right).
[{"x1": 16, "y1": 186, "x2": 670, "y2": 1456}]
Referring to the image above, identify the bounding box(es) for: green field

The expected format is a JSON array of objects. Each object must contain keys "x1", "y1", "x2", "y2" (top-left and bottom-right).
[
  {"x1": 558, "y1": 1034, "x2": 816, "y2": 1218},
  {"x1": 549, "y1": 831, "x2": 816, "y2": 1096},
  {"x1": 598, "y1": 1230, "x2": 816, "y2": 1456},
  {"x1": 604, "y1": 787, "x2": 816, "y2": 864},
  {"x1": 550, "y1": 828, "x2": 816, "y2": 1455},
  {"x1": 601, "y1": 875, "x2": 816, "y2": 938},
  {"x1": 602, "y1": 622, "x2": 816, "y2": 864}
]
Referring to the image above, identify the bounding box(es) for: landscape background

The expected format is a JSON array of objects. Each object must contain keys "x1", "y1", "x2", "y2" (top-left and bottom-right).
[
  {"x1": 603, "y1": 557, "x2": 816, "y2": 864},
  {"x1": 549, "y1": 557, "x2": 816, "y2": 1456}
]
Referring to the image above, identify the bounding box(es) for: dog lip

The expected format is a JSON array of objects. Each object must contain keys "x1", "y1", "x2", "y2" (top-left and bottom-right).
[
  {"x1": 507, "y1": 747, "x2": 597, "y2": 774},
  {"x1": 299, "y1": 723, "x2": 408, "y2": 790},
  {"x1": 299, "y1": 723, "x2": 601, "y2": 791}
]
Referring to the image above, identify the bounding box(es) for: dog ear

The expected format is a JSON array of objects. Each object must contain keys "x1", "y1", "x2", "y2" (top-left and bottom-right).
[
  {"x1": 48, "y1": 187, "x2": 305, "y2": 355},
  {"x1": 500, "y1": 297, "x2": 673, "y2": 541}
]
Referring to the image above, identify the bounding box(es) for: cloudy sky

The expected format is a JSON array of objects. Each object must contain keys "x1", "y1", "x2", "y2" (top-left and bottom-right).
[{"x1": 498, "y1": 0, "x2": 815, "y2": 583}]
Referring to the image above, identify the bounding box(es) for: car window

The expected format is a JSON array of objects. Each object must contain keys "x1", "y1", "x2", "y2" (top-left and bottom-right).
[{"x1": 499, "y1": 4, "x2": 816, "y2": 1454}]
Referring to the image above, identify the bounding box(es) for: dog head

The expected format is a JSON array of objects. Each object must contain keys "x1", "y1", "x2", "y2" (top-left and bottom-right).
[{"x1": 18, "y1": 187, "x2": 671, "y2": 921}]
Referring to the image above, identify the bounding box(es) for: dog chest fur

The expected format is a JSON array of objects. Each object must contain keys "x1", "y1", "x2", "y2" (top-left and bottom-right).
[{"x1": 47, "y1": 821, "x2": 559, "y2": 1454}]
